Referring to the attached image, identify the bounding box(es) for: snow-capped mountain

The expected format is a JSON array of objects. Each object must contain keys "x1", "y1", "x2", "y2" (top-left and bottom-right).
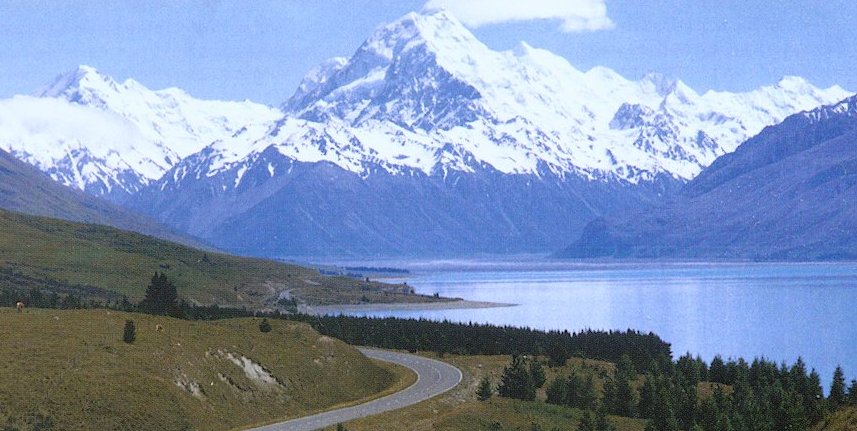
[
  {"x1": 559, "y1": 95, "x2": 857, "y2": 260},
  {"x1": 2, "y1": 9, "x2": 852, "y2": 256},
  {"x1": 123, "y1": 9, "x2": 851, "y2": 257},
  {"x1": 0, "y1": 65, "x2": 281, "y2": 197},
  {"x1": 162, "y1": 9, "x2": 849, "y2": 191}
]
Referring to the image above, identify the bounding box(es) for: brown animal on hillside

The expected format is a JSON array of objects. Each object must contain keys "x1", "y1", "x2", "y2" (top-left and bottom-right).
[
  {"x1": 155, "y1": 324, "x2": 164, "y2": 332},
  {"x1": 16, "y1": 302, "x2": 24, "y2": 313}
]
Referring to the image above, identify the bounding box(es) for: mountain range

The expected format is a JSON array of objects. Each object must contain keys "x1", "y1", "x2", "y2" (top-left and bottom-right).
[
  {"x1": 0, "y1": 9, "x2": 851, "y2": 257},
  {"x1": 559, "y1": 96, "x2": 857, "y2": 260}
]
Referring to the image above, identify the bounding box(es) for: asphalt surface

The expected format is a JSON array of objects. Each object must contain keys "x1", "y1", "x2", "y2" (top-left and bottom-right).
[{"x1": 245, "y1": 347, "x2": 463, "y2": 431}]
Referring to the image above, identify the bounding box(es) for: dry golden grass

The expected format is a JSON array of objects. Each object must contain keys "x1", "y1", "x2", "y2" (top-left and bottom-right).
[
  {"x1": 0, "y1": 308, "x2": 409, "y2": 431},
  {"x1": 815, "y1": 406, "x2": 857, "y2": 431}
]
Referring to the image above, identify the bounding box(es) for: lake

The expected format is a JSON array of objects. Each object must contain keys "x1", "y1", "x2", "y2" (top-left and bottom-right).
[{"x1": 333, "y1": 260, "x2": 857, "y2": 389}]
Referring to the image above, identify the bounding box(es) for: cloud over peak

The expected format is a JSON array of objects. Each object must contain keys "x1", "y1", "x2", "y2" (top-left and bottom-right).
[{"x1": 423, "y1": 0, "x2": 614, "y2": 33}]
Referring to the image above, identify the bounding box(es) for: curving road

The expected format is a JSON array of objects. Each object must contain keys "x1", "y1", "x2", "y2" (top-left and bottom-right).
[{"x1": 245, "y1": 348, "x2": 462, "y2": 431}]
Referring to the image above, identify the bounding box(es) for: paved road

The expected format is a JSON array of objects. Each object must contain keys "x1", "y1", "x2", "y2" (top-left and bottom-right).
[{"x1": 245, "y1": 348, "x2": 462, "y2": 431}]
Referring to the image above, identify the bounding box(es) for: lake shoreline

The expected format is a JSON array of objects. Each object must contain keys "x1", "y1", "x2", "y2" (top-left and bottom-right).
[{"x1": 301, "y1": 299, "x2": 516, "y2": 316}]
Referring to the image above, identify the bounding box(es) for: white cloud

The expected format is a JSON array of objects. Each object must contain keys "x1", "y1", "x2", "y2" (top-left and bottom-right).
[
  {"x1": 0, "y1": 96, "x2": 154, "y2": 174},
  {"x1": 423, "y1": 0, "x2": 615, "y2": 32}
]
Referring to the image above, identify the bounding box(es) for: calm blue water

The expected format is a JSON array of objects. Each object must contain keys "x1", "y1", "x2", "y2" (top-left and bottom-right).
[{"x1": 340, "y1": 261, "x2": 857, "y2": 389}]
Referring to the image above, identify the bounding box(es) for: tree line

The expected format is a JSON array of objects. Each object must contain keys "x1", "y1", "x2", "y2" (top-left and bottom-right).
[
  {"x1": 491, "y1": 349, "x2": 857, "y2": 431},
  {"x1": 287, "y1": 313, "x2": 672, "y2": 373}
]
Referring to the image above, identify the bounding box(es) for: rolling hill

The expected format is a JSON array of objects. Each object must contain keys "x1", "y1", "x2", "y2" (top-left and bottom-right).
[
  {"x1": 0, "y1": 208, "x2": 445, "y2": 308},
  {"x1": 0, "y1": 309, "x2": 403, "y2": 430}
]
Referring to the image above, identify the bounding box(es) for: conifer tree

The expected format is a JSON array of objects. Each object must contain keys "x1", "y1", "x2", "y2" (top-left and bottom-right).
[
  {"x1": 530, "y1": 359, "x2": 547, "y2": 389},
  {"x1": 604, "y1": 374, "x2": 635, "y2": 417},
  {"x1": 139, "y1": 272, "x2": 179, "y2": 316},
  {"x1": 829, "y1": 365, "x2": 847, "y2": 409},
  {"x1": 806, "y1": 369, "x2": 827, "y2": 423},
  {"x1": 709, "y1": 355, "x2": 728, "y2": 384},
  {"x1": 644, "y1": 383, "x2": 679, "y2": 431},
  {"x1": 848, "y1": 379, "x2": 857, "y2": 406},
  {"x1": 638, "y1": 374, "x2": 657, "y2": 419},
  {"x1": 498, "y1": 355, "x2": 537, "y2": 401},
  {"x1": 122, "y1": 320, "x2": 136, "y2": 344},
  {"x1": 477, "y1": 376, "x2": 494, "y2": 401},
  {"x1": 547, "y1": 342, "x2": 569, "y2": 367},
  {"x1": 579, "y1": 375, "x2": 597, "y2": 410},
  {"x1": 259, "y1": 318, "x2": 272, "y2": 333},
  {"x1": 546, "y1": 375, "x2": 568, "y2": 405}
]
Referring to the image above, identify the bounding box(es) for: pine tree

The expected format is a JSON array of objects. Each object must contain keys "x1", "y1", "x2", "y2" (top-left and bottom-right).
[
  {"x1": 603, "y1": 377, "x2": 617, "y2": 413},
  {"x1": 675, "y1": 381, "x2": 697, "y2": 430},
  {"x1": 477, "y1": 376, "x2": 494, "y2": 401},
  {"x1": 698, "y1": 387, "x2": 731, "y2": 431},
  {"x1": 645, "y1": 387, "x2": 679, "y2": 431},
  {"x1": 617, "y1": 354, "x2": 637, "y2": 380},
  {"x1": 709, "y1": 355, "x2": 728, "y2": 384},
  {"x1": 498, "y1": 355, "x2": 536, "y2": 401},
  {"x1": 546, "y1": 375, "x2": 568, "y2": 405},
  {"x1": 579, "y1": 375, "x2": 598, "y2": 410},
  {"x1": 806, "y1": 369, "x2": 827, "y2": 424},
  {"x1": 829, "y1": 365, "x2": 847, "y2": 409},
  {"x1": 638, "y1": 374, "x2": 657, "y2": 419},
  {"x1": 259, "y1": 318, "x2": 272, "y2": 333},
  {"x1": 547, "y1": 342, "x2": 569, "y2": 367},
  {"x1": 848, "y1": 379, "x2": 857, "y2": 406},
  {"x1": 530, "y1": 359, "x2": 547, "y2": 389},
  {"x1": 123, "y1": 320, "x2": 136, "y2": 344},
  {"x1": 604, "y1": 374, "x2": 635, "y2": 417},
  {"x1": 139, "y1": 272, "x2": 179, "y2": 315},
  {"x1": 774, "y1": 382, "x2": 808, "y2": 431}
]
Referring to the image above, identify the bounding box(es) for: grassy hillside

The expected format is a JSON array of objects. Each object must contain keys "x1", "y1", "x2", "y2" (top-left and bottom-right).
[
  {"x1": 0, "y1": 308, "x2": 410, "y2": 430},
  {"x1": 0, "y1": 148, "x2": 206, "y2": 249},
  {"x1": 816, "y1": 407, "x2": 857, "y2": 431},
  {"x1": 341, "y1": 354, "x2": 647, "y2": 431},
  {"x1": 0, "y1": 209, "x2": 447, "y2": 308}
]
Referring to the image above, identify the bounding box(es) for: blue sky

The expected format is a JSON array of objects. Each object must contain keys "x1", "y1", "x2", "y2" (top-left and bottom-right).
[{"x1": 1, "y1": 1, "x2": 855, "y2": 104}]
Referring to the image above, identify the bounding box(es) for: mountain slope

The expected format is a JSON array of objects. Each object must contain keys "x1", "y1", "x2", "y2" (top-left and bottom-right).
[
  {"x1": 0, "y1": 147, "x2": 207, "y2": 248},
  {"x1": 0, "y1": 66, "x2": 281, "y2": 198},
  {"x1": 127, "y1": 9, "x2": 849, "y2": 257},
  {"x1": 558, "y1": 96, "x2": 857, "y2": 260},
  {"x1": 0, "y1": 208, "x2": 443, "y2": 307}
]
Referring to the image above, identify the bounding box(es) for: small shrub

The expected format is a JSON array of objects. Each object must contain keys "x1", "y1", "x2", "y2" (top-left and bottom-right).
[
  {"x1": 477, "y1": 376, "x2": 494, "y2": 401},
  {"x1": 123, "y1": 320, "x2": 136, "y2": 344},
  {"x1": 259, "y1": 318, "x2": 272, "y2": 333}
]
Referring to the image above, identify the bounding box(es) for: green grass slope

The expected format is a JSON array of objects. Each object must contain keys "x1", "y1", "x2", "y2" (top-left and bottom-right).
[
  {"x1": 0, "y1": 208, "x2": 446, "y2": 308},
  {"x1": 0, "y1": 308, "x2": 401, "y2": 430}
]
